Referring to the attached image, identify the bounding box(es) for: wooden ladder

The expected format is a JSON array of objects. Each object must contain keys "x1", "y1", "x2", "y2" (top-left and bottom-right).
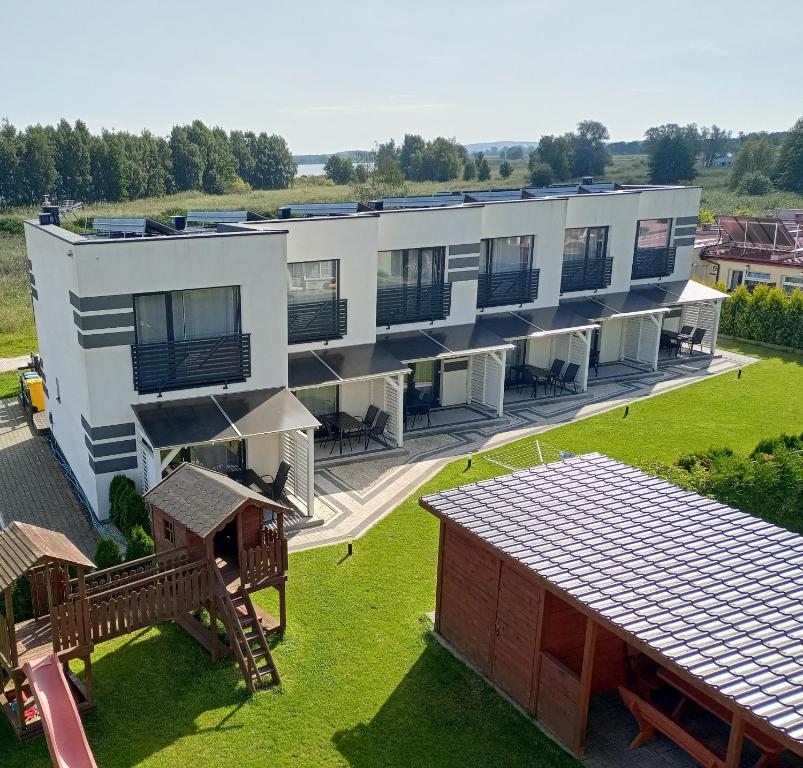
[{"x1": 217, "y1": 587, "x2": 280, "y2": 693}]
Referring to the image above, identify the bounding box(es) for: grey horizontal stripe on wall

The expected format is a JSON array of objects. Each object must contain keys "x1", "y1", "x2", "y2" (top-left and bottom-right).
[
  {"x1": 76, "y1": 329, "x2": 135, "y2": 349},
  {"x1": 88, "y1": 454, "x2": 138, "y2": 474},
  {"x1": 448, "y1": 255, "x2": 480, "y2": 270},
  {"x1": 448, "y1": 269, "x2": 479, "y2": 283},
  {"x1": 31, "y1": 286, "x2": 38, "y2": 300},
  {"x1": 673, "y1": 225, "x2": 697, "y2": 237},
  {"x1": 29, "y1": 272, "x2": 35, "y2": 285},
  {"x1": 73, "y1": 310, "x2": 135, "y2": 331},
  {"x1": 673, "y1": 236, "x2": 695, "y2": 247},
  {"x1": 443, "y1": 359, "x2": 469, "y2": 372},
  {"x1": 448, "y1": 242, "x2": 481, "y2": 256},
  {"x1": 675, "y1": 216, "x2": 699, "y2": 226},
  {"x1": 85, "y1": 434, "x2": 137, "y2": 458},
  {"x1": 69, "y1": 291, "x2": 133, "y2": 312},
  {"x1": 81, "y1": 414, "x2": 136, "y2": 441}
]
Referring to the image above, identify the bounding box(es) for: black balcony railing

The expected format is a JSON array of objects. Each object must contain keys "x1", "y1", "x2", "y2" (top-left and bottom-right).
[
  {"x1": 631, "y1": 246, "x2": 677, "y2": 279},
  {"x1": 477, "y1": 268, "x2": 540, "y2": 309},
  {"x1": 287, "y1": 299, "x2": 348, "y2": 344},
  {"x1": 560, "y1": 257, "x2": 614, "y2": 293},
  {"x1": 131, "y1": 333, "x2": 251, "y2": 394},
  {"x1": 376, "y1": 283, "x2": 452, "y2": 326}
]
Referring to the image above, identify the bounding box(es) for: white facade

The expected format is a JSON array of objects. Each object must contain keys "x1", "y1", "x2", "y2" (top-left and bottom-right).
[{"x1": 26, "y1": 183, "x2": 716, "y2": 521}]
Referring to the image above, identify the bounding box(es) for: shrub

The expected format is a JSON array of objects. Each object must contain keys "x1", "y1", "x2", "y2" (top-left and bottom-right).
[
  {"x1": 462, "y1": 159, "x2": 476, "y2": 181},
  {"x1": 736, "y1": 171, "x2": 774, "y2": 196},
  {"x1": 0, "y1": 216, "x2": 24, "y2": 236},
  {"x1": 719, "y1": 283, "x2": 803, "y2": 350},
  {"x1": 697, "y1": 207, "x2": 715, "y2": 226},
  {"x1": 110, "y1": 482, "x2": 150, "y2": 536},
  {"x1": 109, "y1": 475, "x2": 135, "y2": 530},
  {"x1": 94, "y1": 538, "x2": 122, "y2": 570},
  {"x1": 529, "y1": 162, "x2": 554, "y2": 187},
  {"x1": 125, "y1": 525, "x2": 154, "y2": 561},
  {"x1": 499, "y1": 160, "x2": 513, "y2": 179}
]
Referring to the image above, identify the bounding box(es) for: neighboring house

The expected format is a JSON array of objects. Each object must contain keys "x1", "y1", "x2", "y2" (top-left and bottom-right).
[
  {"x1": 25, "y1": 182, "x2": 725, "y2": 521},
  {"x1": 711, "y1": 153, "x2": 734, "y2": 167},
  {"x1": 695, "y1": 213, "x2": 803, "y2": 294}
]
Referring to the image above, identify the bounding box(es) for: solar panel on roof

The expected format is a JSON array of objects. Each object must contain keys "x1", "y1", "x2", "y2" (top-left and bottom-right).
[
  {"x1": 92, "y1": 217, "x2": 147, "y2": 235},
  {"x1": 523, "y1": 186, "x2": 580, "y2": 198},
  {"x1": 186, "y1": 210, "x2": 250, "y2": 225},
  {"x1": 279, "y1": 202, "x2": 367, "y2": 218},
  {"x1": 380, "y1": 195, "x2": 465, "y2": 209},
  {"x1": 464, "y1": 189, "x2": 526, "y2": 202}
]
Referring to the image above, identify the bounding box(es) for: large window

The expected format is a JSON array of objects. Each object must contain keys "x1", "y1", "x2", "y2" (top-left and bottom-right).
[
  {"x1": 480, "y1": 236, "x2": 534, "y2": 274},
  {"x1": 295, "y1": 385, "x2": 338, "y2": 418},
  {"x1": 377, "y1": 247, "x2": 445, "y2": 289},
  {"x1": 563, "y1": 227, "x2": 609, "y2": 262},
  {"x1": 782, "y1": 275, "x2": 803, "y2": 295},
  {"x1": 376, "y1": 247, "x2": 451, "y2": 325},
  {"x1": 287, "y1": 260, "x2": 338, "y2": 304},
  {"x1": 134, "y1": 286, "x2": 240, "y2": 344},
  {"x1": 286, "y1": 260, "x2": 346, "y2": 343},
  {"x1": 635, "y1": 219, "x2": 671, "y2": 249}
]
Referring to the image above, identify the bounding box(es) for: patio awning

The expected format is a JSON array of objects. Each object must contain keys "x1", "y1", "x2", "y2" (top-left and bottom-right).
[
  {"x1": 288, "y1": 352, "x2": 339, "y2": 389},
  {"x1": 289, "y1": 345, "x2": 409, "y2": 390},
  {"x1": 515, "y1": 306, "x2": 599, "y2": 337},
  {"x1": 586, "y1": 290, "x2": 671, "y2": 320},
  {"x1": 651, "y1": 280, "x2": 729, "y2": 305},
  {"x1": 133, "y1": 388, "x2": 319, "y2": 450},
  {"x1": 377, "y1": 331, "x2": 448, "y2": 363},
  {"x1": 477, "y1": 312, "x2": 538, "y2": 340},
  {"x1": 425, "y1": 324, "x2": 513, "y2": 357}
]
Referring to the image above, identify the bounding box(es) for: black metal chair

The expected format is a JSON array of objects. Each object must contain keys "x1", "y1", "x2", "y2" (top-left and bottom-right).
[
  {"x1": 316, "y1": 420, "x2": 335, "y2": 450},
  {"x1": 684, "y1": 328, "x2": 706, "y2": 355},
  {"x1": 553, "y1": 362, "x2": 580, "y2": 395},
  {"x1": 366, "y1": 410, "x2": 391, "y2": 448},
  {"x1": 546, "y1": 358, "x2": 566, "y2": 392},
  {"x1": 589, "y1": 349, "x2": 600, "y2": 376},
  {"x1": 362, "y1": 405, "x2": 379, "y2": 430},
  {"x1": 252, "y1": 460, "x2": 291, "y2": 501}
]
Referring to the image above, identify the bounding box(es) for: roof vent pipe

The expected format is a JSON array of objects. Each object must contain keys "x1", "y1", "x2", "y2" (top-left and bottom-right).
[
  {"x1": 170, "y1": 215, "x2": 186, "y2": 231},
  {"x1": 582, "y1": 176, "x2": 593, "y2": 185}
]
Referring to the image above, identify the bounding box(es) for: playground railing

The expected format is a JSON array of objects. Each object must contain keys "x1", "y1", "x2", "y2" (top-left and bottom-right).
[{"x1": 240, "y1": 537, "x2": 284, "y2": 589}]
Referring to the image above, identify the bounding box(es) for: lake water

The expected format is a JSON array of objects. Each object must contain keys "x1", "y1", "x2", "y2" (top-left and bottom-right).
[{"x1": 296, "y1": 163, "x2": 326, "y2": 176}]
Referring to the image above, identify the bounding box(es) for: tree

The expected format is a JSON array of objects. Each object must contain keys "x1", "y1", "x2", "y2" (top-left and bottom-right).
[
  {"x1": 529, "y1": 161, "x2": 554, "y2": 187},
  {"x1": 737, "y1": 171, "x2": 774, "y2": 195},
  {"x1": 94, "y1": 538, "x2": 122, "y2": 570},
  {"x1": 249, "y1": 133, "x2": 296, "y2": 189},
  {"x1": 462, "y1": 157, "x2": 476, "y2": 181},
  {"x1": 16, "y1": 125, "x2": 57, "y2": 204},
  {"x1": 644, "y1": 124, "x2": 698, "y2": 184},
  {"x1": 773, "y1": 117, "x2": 803, "y2": 194},
  {"x1": 170, "y1": 125, "x2": 204, "y2": 191},
  {"x1": 506, "y1": 145, "x2": 524, "y2": 160},
  {"x1": 324, "y1": 154, "x2": 355, "y2": 185},
  {"x1": 700, "y1": 125, "x2": 731, "y2": 167},
  {"x1": 53, "y1": 119, "x2": 92, "y2": 200},
  {"x1": 475, "y1": 152, "x2": 491, "y2": 181},
  {"x1": 499, "y1": 160, "x2": 513, "y2": 178},
  {"x1": 0, "y1": 119, "x2": 20, "y2": 205},
  {"x1": 729, "y1": 137, "x2": 777, "y2": 191},
  {"x1": 398, "y1": 134, "x2": 425, "y2": 179},
  {"x1": 532, "y1": 135, "x2": 571, "y2": 181},
  {"x1": 569, "y1": 120, "x2": 611, "y2": 177},
  {"x1": 354, "y1": 163, "x2": 369, "y2": 183},
  {"x1": 230, "y1": 129, "x2": 255, "y2": 184},
  {"x1": 125, "y1": 525, "x2": 154, "y2": 561}
]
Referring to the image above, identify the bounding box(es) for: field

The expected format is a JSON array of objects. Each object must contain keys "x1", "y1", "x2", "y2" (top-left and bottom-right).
[
  {"x1": 1, "y1": 342, "x2": 800, "y2": 768},
  {"x1": 3, "y1": 156, "x2": 802, "y2": 359}
]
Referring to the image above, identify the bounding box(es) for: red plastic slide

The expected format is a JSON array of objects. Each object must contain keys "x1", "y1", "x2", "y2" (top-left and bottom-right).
[{"x1": 22, "y1": 654, "x2": 97, "y2": 768}]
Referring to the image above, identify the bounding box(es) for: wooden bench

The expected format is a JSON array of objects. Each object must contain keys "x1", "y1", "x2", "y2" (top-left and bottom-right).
[
  {"x1": 619, "y1": 686, "x2": 725, "y2": 768},
  {"x1": 657, "y1": 668, "x2": 783, "y2": 768}
]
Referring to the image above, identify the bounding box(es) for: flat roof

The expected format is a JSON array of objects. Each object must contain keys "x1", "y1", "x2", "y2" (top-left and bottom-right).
[
  {"x1": 378, "y1": 326, "x2": 512, "y2": 362},
  {"x1": 133, "y1": 388, "x2": 318, "y2": 450},
  {"x1": 421, "y1": 453, "x2": 803, "y2": 749},
  {"x1": 588, "y1": 290, "x2": 671, "y2": 319},
  {"x1": 377, "y1": 331, "x2": 449, "y2": 363},
  {"x1": 288, "y1": 351, "x2": 339, "y2": 389}
]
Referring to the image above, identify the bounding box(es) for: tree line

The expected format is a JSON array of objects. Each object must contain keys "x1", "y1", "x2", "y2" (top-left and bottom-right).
[{"x1": 0, "y1": 118, "x2": 297, "y2": 208}]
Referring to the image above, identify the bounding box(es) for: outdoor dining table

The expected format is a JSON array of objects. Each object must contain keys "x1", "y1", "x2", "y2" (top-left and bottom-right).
[
  {"x1": 510, "y1": 363, "x2": 552, "y2": 397},
  {"x1": 320, "y1": 411, "x2": 366, "y2": 455}
]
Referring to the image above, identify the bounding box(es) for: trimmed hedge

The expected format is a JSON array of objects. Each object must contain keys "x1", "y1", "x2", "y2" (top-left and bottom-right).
[
  {"x1": 108, "y1": 474, "x2": 151, "y2": 536},
  {"x1": 94, "y1": 538, "x2": 122, "y2": 570},
  {"x1": 719, "y1": 284, "x2": 803, "y2": 350},
  {"x1": 125, "y1": 525, "x2": 154, "y2": 561}
]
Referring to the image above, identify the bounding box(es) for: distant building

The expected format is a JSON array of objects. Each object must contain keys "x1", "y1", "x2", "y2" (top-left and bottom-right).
[{"x1": 711, "y1": 153, "x2": 734, "y2": 167}]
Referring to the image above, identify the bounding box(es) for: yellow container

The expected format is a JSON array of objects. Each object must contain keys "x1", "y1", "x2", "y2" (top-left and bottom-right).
[{"x1": 25, "y1": 375, "x2": 45, "y2": 412}]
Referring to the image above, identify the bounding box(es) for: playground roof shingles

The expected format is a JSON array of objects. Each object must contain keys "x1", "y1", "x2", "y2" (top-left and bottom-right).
[
  {"x1": 421, "y1": 452, "x2": 803, "y2": 746},
  {"x1": 0, "y1": 521, "x2": 94, "y2": 589}
]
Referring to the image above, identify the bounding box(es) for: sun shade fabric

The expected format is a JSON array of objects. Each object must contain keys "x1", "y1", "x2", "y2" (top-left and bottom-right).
[
  {"x1": 377, "y1": 331, "x2": 447, "y2": 363},
  {"x1": 652, "y1": 280, "x2": 729, "y2": 304},
  {"x1": 314, "y1": 344, "x2": 409, "y2": 381},
  {"x1": 0, "y1": 522, "x2": 94, "y2": 589},
  {"x1": 424, "y1": 324, "x2": 513, "y2": 356},
  {"x1": 288, "y1": 352, "x2": 340, "y2": 389},
  {"x1": 143, "y1": 463, "x2": 279, "y2": 539},
  {"x1": 215, "y1": 388, "x2": 319, "y2": 437},
  {"x1": 718, "y1": 216, "x2": 795, "y2": 248},
  {"x1": 588, "y1": 290, "x2": 670, "y2": 318},
  {"x1": 516, "y1": 305, "x2": 599, "y2": 334},
  {"x1": 421, "y1": 453, "x2": 803, "y2": 745},
  {"x1": 133, "y1": 397, "x2": 237, "y2": 450}
]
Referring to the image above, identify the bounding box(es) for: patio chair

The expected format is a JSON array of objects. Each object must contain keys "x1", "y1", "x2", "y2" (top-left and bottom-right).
[
  {"x1": 684, "y1": 327, "x2": 706, "y2": 355},
  {"x1": 366, "y1": 410, "x2": 390, "y2": 448},
  {"x1": 362, "y1": 404, "x2": 379, "y2": 430},
  {"x1": 316, "y1": 421, "x2": 335, "y2": 450},
  {"x1": 589, "y1": 349, "x2": 600, "y2": 377},
  {"x1": 679, "y1": 324, "x2": 694, "y2": 336},
  {"x1": 263, "y1": 460, "x2": 291, "y2": 501},
  {"x1": 553, "y1": 362, "x2": 580, "y2": 395},
  {"x1": 546, "y1": 358, "x2": 566, "y2": 390}
]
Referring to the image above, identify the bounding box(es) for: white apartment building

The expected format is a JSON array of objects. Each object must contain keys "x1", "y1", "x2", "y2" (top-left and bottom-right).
[{"x1": 25, "y1": 182, "x2": 726, "y2": 521}]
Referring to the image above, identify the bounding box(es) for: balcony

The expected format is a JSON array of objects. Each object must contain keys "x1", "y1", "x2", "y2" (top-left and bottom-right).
[
  {"x1": 477, "y1": 268, "x2": 540, "y2": 309},
  {"x1": 560, "y1": 257, "x2": 614, "y2": 293},
  {"x1": 287, "y1": 299, "x2": 348, "y2": 344},
  {"x1": 131, "y1": 334, "x2": 251, "y2": 395},
  {"x1": 376, "y1": 283, "x2": 452, "y2": 326},
  {"x1": 631, "y1": 246, "x2": 677, "y2": 279}
]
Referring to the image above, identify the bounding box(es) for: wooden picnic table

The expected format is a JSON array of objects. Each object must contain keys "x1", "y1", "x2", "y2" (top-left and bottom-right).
[{"x1": 320, "y1": 411, "x2": 365, "y2": 455}]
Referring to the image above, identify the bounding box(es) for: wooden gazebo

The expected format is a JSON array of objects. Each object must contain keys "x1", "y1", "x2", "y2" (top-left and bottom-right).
[{"x1": 0, "y1": 522, "x2": 95, "y2": 739}]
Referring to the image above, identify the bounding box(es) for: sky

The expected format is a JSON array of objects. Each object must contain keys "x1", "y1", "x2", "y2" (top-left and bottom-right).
[{"x1": 2, "y1": 0, "x2": 801, "y2": 155}]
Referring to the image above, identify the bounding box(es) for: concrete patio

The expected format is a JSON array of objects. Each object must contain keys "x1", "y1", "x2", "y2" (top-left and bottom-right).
[{"x1": 290, "y1": 349, "x2": 755, "y2": 551}]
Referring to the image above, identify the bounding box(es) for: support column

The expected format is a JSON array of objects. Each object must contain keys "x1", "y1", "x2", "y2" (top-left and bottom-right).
[
  {"x1": 575, "y1": 330, "x2": 591, "y2": 392},
  {"x1": 305, "y1": 427, "x2": 315, "y2": 518},
  {"x1": 573, "y1": 617, "x2": 599, "y2": 755},
  {"x1": 724, "y1": 715, "x2": 745, "y2": 767},
  {"x1": 490, "y1": 350, "x2": 505, "y2": 417},
  {"x1": 159, "y1": 446, "x2": 182, "y2": 474},
  {"x1": 709, "y1": 300, "x2": 721, "y2": 355},
  {"x1": 648, "y1": 314, "x2": 662, "y2": 371}
]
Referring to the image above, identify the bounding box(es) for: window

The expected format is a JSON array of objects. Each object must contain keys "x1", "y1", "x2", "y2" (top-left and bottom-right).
[
  {"x1": 635, "y1": 219, "x2": 671, "y2": 250},
  {"x1": 163, "y1": 518, "x2": 175, "y2": 545},
  {"x1": 745, "y1": 271, "x2": 774, "y2": 289},
  {"x1": 134, "y1": 286, "x2": 241, "y2": 344},
  {"x1": 480, "y1": 236, "x2": 534, "y2": 274},
  {"x1": 377, "y1": 247, "x2": 445, "y2": 289},
  {"x1": 287, "y1": 260, "x2": 338, "y2": 304},
  {"x1": 563, "y1": 227, "x2": 609, "y2": 262},
  {"x1": 728, "y1": 269, "x2": 744, "y2": 291},
  {"x1": 295, "y1": 385, "x2": 338, "y2": 418},
  {"x1": 782, "y1": 275, "x2": 803, "y2": 295}
]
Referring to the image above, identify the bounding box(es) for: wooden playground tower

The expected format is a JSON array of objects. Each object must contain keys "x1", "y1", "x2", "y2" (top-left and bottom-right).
[{"x1": 0, "y1": 463, "x2": 289, "y2": 741}]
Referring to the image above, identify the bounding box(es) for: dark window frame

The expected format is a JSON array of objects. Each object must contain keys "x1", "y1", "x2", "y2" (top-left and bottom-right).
[
  {"x1": 378, "y1": 246, "x2": 447, "y2": 290},
  {"x1": 563, "y1": 226, "x2": 610, "y2": 263},
  {"x1": 634, "y1": 218, "x2": 672, "y2": 251},
  {"x1": 480, "y1": 235, "x2": 535, "y2": 275},
  {"x1": 163, "y1": 518, "x2": 175, "y2": 545},
  {"x1": 287, "y1": 259, "x2": 340, "y2": 304}
]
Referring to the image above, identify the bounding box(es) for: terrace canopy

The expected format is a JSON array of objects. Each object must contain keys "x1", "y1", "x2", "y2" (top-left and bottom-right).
[{"x1": 421, "y1": 453, "x2": 803, "y2": 760}]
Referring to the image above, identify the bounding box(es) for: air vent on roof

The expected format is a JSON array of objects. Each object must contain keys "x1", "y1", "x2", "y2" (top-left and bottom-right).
[{"x1": 582, "y1": 176, "x2": 593, "y2": 185}]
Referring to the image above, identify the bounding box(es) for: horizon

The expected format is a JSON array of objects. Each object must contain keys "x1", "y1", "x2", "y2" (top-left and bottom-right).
[{"x1": 3, "y1": 0, "x2": 801, "y2": 155}]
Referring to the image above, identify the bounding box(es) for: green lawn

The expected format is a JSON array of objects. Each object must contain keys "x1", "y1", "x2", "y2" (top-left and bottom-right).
[
  {"x1": 0, "y1": 370, "x2": 21, "y2": 399},
  {"x1": 2, "y1": 341, "x2": 801, "y2": 768}
]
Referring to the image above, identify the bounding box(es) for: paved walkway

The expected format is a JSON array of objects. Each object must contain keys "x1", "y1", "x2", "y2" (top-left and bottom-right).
[
  {"x1": 289, "y1": 351, "x2": 754, "y2": 552},
  {"x1": 0, "y1": 398, "x2": 98, "y2": 557},
  {"x1": 0, "y1": 355, "x2": 31, "y2": 373}
]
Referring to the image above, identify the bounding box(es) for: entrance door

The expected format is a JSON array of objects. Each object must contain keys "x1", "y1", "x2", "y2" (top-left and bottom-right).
[
  {"x1": 409, "y1": 360, "x2": 440, "y2": 405},
  {"x1": 491, "y1": 563, "x2": 541, "y2": 708},
  {"x1": 213, "y1": 519, "x2": 239, "y2": 570}
]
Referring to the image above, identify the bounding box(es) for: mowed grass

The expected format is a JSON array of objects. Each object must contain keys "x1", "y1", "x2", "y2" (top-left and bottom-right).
[{"x1": 3, "y1": 344, "x2": 802, "y2": 767}]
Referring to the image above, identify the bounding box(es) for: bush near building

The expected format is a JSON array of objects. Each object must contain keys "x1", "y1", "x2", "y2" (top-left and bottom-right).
[{"x1": 719, "y1": 283, "x2": 803, "y2": 350}]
